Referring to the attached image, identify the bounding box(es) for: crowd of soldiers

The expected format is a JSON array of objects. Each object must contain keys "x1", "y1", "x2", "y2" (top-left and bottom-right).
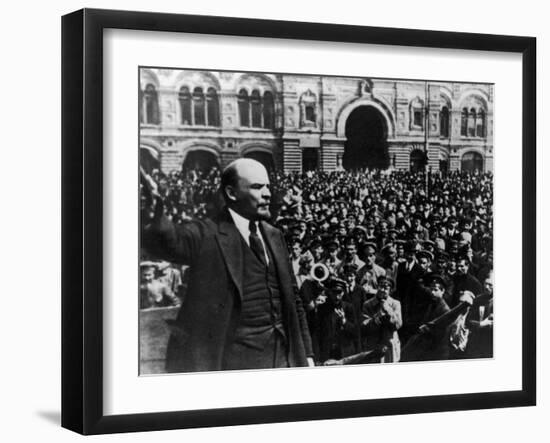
[{"x1": 140, "y1": 166, "x2": 494, "y2": 365}]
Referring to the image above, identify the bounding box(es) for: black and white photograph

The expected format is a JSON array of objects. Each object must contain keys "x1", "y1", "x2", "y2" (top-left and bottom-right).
[{"x1": 138, "y1": 67, "x2": 494, "y2": 375}]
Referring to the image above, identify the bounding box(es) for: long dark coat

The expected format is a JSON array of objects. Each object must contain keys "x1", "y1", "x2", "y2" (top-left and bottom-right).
[{"x1": 143, "y1": 209, "x2": 313, "y2": 372}]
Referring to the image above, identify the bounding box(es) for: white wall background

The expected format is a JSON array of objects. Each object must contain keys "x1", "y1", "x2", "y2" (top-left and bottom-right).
[{"x1": 0, "y1": 0, "x2": 545, "y2": 441}]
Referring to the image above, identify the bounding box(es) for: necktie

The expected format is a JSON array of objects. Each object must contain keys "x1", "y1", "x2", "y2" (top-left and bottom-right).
[{"x1": 249, "y1": 220, "x2": 267, "y2": 267}]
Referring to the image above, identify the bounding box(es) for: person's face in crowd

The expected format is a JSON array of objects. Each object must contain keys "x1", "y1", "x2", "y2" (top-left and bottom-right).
[
  {"x1": 413, "y1": 217, "x2": 422, "y2": 228},
  {"x1": 291, "y1": 243, "x2": 302, "y2": 258},
  {"x1": 438, "y1": 226, "x2": 447, "y2": 237},
  {"x1": 447, "y1": 260, "x2": 457, "y2": 274},
  {"x1": 377, "y1": 281, "x2": 392, "y2": 300},
  {"x1": 313, "y1": 245, "x2": 324, "y2": 260},
  {"x1": 365, "y1": 246, "x2": 376, "y2": 266},
  {"x1": 484, "y1": 275, "x2": 494, "y2": 296},
  {"x1": 405, "y1": 249, "x2": 416, "y2": 262},
  {"x1": 339, "y1": 226, "x2": 347, "y2": 236},
  {"x1": 345, "y1": 244, "x2": 357, "y2": 260},
  {"x1": 328, "y1": 247, "x2": 338, "y2": 259},
  {"x1": 379, "y1": 222, "x2": 388, "y2": 236},
  {"x1": 436, "y1": 258, "x2": 448, "y2": 271},
  {"x1": 410, "y1": 205, "x2": 416, "y2": 214},
  {"x1": 418, "y1": 256, "x2": 431, "y2": 272},
  {"x1": 141, "y1": 268, "x2": 155, "y2": 284},
  {"x1": 457, "y1": 259, "x2": 469, "y2": 275},
  {"x1": 345, "y1": 272, "x2": 356, "y2": 286},
  {"x1": 429, "y1": 282, "x2": 445, "y2": 300},
  {"x1": 226, "y1": 161, "x2": 271, "y2": 220},
  {"x1": 333, "y1": 288, "x2": 345, "y2": 305}
]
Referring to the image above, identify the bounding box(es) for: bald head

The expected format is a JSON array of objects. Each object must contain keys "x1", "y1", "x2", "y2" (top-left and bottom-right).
[{"x1": 221, "y1": 158, "x2": 271, "y2": 220}]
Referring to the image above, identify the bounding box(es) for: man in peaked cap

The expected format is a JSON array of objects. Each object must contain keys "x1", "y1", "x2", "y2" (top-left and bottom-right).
[
  {"x1": 357, "y1": 242, "x2": 387, "y2": 295},
  {"x1": 362, "y1": 276, "x2": 402, "y2": 362},
  {"x1": 315, "y1": 278, "x2": 358, "y2": 363}
]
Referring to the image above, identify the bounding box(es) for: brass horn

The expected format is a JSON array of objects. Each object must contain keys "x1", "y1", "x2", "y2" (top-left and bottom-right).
[{"x1": 310, "y1": 263, "x2": 330, "y2": 282}]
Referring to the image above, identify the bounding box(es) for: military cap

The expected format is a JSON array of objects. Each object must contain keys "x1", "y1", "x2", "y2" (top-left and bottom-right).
[
  {"x1": 417, "y1": 250, "x2": 434, "y2": 262},
  {"x1": 327, "y1": 278, "x2": 347, "y2": 292},
  {"x1": 140, "y1": 261, "x2": 157, "y2": 270},
  {"x1": 362, "y1": 241, "x2": 378, "y2": 253},
  {"x1": 436, "y1": 251, "x2": 450, "y2": 261},
  {"x1": 425, "y1": 273, "x2": 447, "y2": 289},
  {"x1": 377, "y1": 276, "x2": 395, "y2": 289}
]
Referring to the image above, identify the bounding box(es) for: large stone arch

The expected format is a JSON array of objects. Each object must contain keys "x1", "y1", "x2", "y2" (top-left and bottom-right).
[
  {"x1": 460, "y1": 149, "x2": 485, "y2": 172},
  {"x1": 139, "y1": 139, "x2": 162, "y2": 173},
  {"x1": 173, "y1": 70, "x2": 221, "y2": 91},
  {"x1": 336, "y1": 98, "x2": 396, "y2": 139},
  {"x1": 457, "y1": 89, "x2": 490, "y2": 111},
  {"x1": 240, "y1": 142, "x2": 276, "y2": 171},
  {"x1": 180, "y1": 142, "x2": 221, "y2": 172},
  {"x1": 139, "y1": 68, "x2": 160, "y2": 90},
  {"x1": 233, "y1": 73, "x2": 278, "y2": 94}
]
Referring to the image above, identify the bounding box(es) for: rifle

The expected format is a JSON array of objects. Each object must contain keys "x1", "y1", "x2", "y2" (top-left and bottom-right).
[{"x1": 323, "y1": 346, "x2": 388, "y2": 366}]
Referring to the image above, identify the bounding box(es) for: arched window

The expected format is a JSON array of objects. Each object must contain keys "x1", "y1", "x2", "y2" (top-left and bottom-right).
[
  {"x1": 238, "y1": 89, "x2": 250, "y2": 127},
  {"x1": 300, "y1": 90, "x2": 317, "y2": 127},
  {"x1": 305, "y1": 105, "x2": 315, "y2": 123},
  {"x1": 410, "y1": 98, "x2": 424, "y2": 129},
  {"x1": 468, "y1": 108, "x2": 476, "y2": 137},
  {"x1": 263, "y1": 91, "x2": 275, "y2": 129},
  {"x1": 440, "y1": 106, "x2": 450, "y2": 138},
  {"x1": 178, "y1": 86, "x2": 192, "y2": 125},
  {"x1": 143, "y1": 84, "x2": 159, "y2": 124},
  {"x1": 477, "y1": 109, "x2": 486, "y2": 137},
  {"x1": 251, "y1": 90, "x2": 262, "y2": 128},
  {"x1": 206, "y1": 87, "x2": 220, "y2": 126},
  {"x1": 461, "y1": 108, "x2": 468, "y2": 136},
  {"x1": 193, "y1": 87, "x2": 205, "y2": 126}
]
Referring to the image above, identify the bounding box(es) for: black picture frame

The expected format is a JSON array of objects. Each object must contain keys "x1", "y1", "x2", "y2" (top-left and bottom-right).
[{"x1": 61, "y1": 8, "x2": 536, "y2": 435}]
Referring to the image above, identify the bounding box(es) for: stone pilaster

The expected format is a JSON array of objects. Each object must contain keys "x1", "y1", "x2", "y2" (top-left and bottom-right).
[{"x1": 282, "y1": 139, "x2": 301, "y2": 173}]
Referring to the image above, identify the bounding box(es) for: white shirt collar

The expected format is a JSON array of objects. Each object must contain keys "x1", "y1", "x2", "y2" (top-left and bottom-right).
[
  {"x1": 228, "y1": 207, "x2": 254, "y2": 239},
  {"x1": 227, "y1": 208, "x2": 269, "y2": 264}
]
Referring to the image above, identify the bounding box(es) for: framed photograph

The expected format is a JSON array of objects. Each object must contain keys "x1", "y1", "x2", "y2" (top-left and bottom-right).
[{"x1": 62, "y1": 8, "x2": 536, "y2": 435}]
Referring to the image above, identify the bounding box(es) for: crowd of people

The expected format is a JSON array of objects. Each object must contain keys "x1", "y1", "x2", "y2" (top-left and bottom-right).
[{"x1": 140, "y1": 165, "x2": 494, "y2": 365}]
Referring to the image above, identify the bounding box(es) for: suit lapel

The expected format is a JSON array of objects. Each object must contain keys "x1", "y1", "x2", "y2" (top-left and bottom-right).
[
  {"x1": 216, "y1": 210, "x2": 244, "y2": 302},
  {"x1": 261, "y1": 221, "x2": 292, "y2": 293}
]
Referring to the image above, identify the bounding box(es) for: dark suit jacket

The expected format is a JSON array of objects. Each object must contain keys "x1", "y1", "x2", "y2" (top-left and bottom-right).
[{"x1": 143, "y1": 209, "x2": 313, "y2": 373}]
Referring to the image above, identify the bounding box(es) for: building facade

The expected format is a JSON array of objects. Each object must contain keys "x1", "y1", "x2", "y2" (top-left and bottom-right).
[{"x1": 139, "y1": 68, "x2": 494, "y2": 174}]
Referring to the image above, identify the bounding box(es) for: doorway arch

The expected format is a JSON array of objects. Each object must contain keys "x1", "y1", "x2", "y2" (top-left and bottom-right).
[
  {"x1": 242, "y1": 150, "x2": 275, "y2": 172},
  {"x1": 410, "y1": 149, "x2": 427, "y2": 173},
  {"x1": 461, "y1": 151, "x2": 484, "y2": 172},
  {"x1": 343, "y1": 105, "x2": 389, "y2": 170},
  {"x1": 182, "y1": 149, "x2": 219, "y2": 172}
]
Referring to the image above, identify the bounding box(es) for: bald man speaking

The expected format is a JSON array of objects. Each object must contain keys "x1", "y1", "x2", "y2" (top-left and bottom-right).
[{"x1": 142, "y1": 159, "x2": 314, "y2": 372}]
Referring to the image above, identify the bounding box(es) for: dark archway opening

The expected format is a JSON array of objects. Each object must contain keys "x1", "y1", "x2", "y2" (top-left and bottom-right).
[
  {"x1": 140, "y1": 147, "x2": 160, "y2": 174},
  {"x1": 410, "y1": 149, "x2": 427, "y2": 173},
  {"x1": 344, "y1": 106, "x2": 389, "y2": 170},
  {"x1": 243, "y1": 150, "x2": 275, "y2": 172},
  {"x1": 182, "y1": 150, "x2": 219, "y2": 173},
  {"x1": 461, "y1": 151, "x2": 484, "y2": 172},
  {"x1": 302, "y1": 148, "x2": 319, "y2": 172}
]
